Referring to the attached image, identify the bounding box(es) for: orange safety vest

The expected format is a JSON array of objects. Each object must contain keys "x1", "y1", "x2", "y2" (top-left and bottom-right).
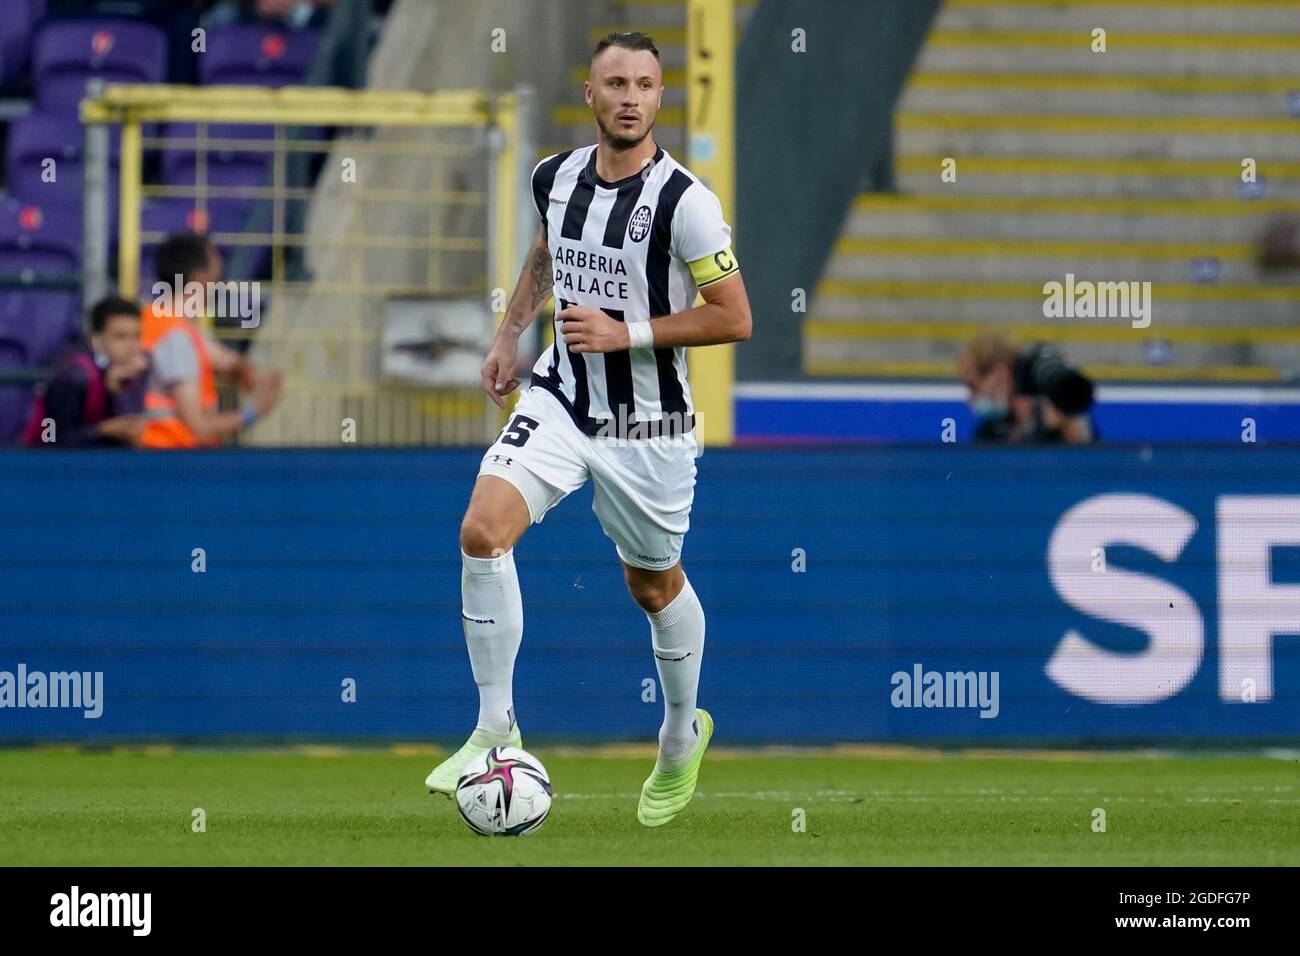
[{"x1": 139, "y1": 305, "x2": 219, "y2": 448}]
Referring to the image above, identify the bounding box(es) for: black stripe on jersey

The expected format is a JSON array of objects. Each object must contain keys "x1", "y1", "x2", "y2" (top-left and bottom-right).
[
  {"x1": 560, "y1": 175, "x2": 596, "y2": 241},
  {"x1": 536, "y1": 303, "x2": 690, "y2": 439},
  {"x1": 546, "y1": 329, "x2": 560, "y2": 393},
  {"x1": 601, "y1": 177, "x2": 647, "y2": 249},
  {"x1": 598, "y1": 307, "x2": 635, "y2": 424},
  {"x1": 646, "y1": 170, "x2": 694, "y2": 419},
  {"x1": 532, "y1": 375, "x2": 693, "y2": 439},
  {"x1": 557, "y1": 298, "x2": 591, "y2": 422},
  {"x1": 533, "y1": 151, "x2": 573, "y2": 222},
  {"x1": 596, "y1": 180, "x2": 646, "y2": 424}
]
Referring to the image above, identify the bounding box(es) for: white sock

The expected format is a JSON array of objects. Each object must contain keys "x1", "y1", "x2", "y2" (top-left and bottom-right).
[
  {"x1": 461, "y1": 548, "x2": 523, "y2": 737},
  {"x1": 647, "y1": 577, "x2": 705, "y2": 771}
]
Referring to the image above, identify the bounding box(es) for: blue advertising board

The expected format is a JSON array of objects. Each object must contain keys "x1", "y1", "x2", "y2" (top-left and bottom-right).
[
  {"x1": 0, "y1": 446, "x2": 1297, "y2": 743},
  {"x1": 735, "y1": 383, "x2": 1300, "y2": 444}
]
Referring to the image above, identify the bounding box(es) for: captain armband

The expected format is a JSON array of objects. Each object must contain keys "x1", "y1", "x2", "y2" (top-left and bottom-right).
[{"x1": 687, "y1": 245, "x2": 740, "y2": 288}]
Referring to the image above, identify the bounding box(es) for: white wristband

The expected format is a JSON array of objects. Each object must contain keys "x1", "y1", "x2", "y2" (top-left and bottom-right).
[{"x1": 627, "y1": 321, "x2": 655, "y2": 350}]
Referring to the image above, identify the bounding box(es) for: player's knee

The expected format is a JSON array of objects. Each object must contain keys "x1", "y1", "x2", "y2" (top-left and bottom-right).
[
  {"x1": 634, "y1": 589, "x2": 672, "y2": 614},
  {"x1": 627, "y1": 574, "x2": 678, "y2": 614},
  {"x1": 459, "y1": 511, "x2": 512, "y2": 557}
]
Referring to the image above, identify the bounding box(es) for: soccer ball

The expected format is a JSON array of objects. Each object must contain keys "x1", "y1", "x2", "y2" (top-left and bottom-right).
[{"x1": 455, "y1": 746, "x2": 553, "y2": 836}]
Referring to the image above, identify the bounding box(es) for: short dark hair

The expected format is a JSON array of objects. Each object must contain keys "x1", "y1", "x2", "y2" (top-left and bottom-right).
[
  {"x1": 155, "y1": 231, "x2": 213, "y2": 285},
  {"x1": 89, "y1": 295, "x2": 139, "y2": 334},
  {"x1": 592, "y1": 31, "x2": 660, "y2": 63}
]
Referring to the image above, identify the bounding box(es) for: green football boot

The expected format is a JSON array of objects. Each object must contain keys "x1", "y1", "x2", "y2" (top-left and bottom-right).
[
  {"x1": 425, "y1": 723, "x2": 523, "y2": 796},
  {"x1": 637, "y1": 708, "x2": 714, "y2": 828}
]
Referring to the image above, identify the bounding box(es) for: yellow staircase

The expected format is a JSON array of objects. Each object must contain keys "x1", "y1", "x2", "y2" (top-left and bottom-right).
[{"x1": 809, "y1": 0, "x2": 1300, "y2": 384}]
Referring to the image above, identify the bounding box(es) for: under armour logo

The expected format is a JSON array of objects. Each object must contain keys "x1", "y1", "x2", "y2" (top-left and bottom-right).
[{"x1": 489, "y1": 455, "x2": 513, "y2": 466}]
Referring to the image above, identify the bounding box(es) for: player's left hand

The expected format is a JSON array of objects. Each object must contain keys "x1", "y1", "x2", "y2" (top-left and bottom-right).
[{"x1": 557, "y1": 304, "x2": 629, "y2": 353}]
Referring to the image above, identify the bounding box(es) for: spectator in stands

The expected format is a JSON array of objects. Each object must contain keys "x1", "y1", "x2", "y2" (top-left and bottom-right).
[
  {"x1": 202, "y1": 0, "x2": 333, "y2": 29},
  {"x1": 21, "y1": 295, "x2": 147, "y2": 448},
  {"x1": 957, "y1": 332, "x2": 1097, "y2": 445},
  {"x1": 140, "y1": 231, "x2": 281, "y2": 448}
]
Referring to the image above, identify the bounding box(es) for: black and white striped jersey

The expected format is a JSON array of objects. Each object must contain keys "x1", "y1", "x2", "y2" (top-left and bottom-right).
[{"x1": 528, "y1": 144, "x2": 735, "y2": 439}]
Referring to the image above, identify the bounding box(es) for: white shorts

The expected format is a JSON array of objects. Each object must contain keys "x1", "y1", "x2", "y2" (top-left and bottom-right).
[{"x1": 477, "y1": 386, "x2": 698, "y2": 570}]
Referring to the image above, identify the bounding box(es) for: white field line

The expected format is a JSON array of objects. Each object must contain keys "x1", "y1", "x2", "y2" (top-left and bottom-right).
[{"x1": 553, "y1": 785, "x2": 1298, "y2": 803}]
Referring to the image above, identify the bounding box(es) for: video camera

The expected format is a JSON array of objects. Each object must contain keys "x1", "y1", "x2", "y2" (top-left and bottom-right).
[{"x1": 1014, "y1": 343, "x2": 1095, "y2": 417}]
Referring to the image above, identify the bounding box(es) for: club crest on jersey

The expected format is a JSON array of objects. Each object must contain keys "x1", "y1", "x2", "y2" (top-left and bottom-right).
[{"x1": 628, "y1": 205, "x2": 652, "y2": 242}]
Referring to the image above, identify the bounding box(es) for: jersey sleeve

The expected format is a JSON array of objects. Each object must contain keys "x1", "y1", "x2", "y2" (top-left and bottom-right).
[
  {"x1": 531, "y1": 155, "x2": 555, "y2": 226},
  {"x1": 671, "y1": 182, "x2": 739, "y2": 287}
]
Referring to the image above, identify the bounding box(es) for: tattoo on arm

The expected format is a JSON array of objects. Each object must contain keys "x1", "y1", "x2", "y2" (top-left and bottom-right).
[{"x1": 528, "y1": 245, "x2": 554, "y2": 313}]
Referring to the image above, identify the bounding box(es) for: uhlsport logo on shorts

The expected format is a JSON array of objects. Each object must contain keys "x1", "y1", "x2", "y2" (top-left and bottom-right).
[{"x1": 628, "y1": 205, "x2": 652, "y2": 242}]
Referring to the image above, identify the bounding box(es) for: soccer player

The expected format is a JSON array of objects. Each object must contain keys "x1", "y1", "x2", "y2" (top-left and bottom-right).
[{"x1": 425, "y1": 31, "x2": 751, "y2": 828}]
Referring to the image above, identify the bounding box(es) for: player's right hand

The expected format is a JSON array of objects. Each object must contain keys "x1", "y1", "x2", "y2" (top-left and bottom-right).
[{"x1": 481, "y1": 348, "x2": 521, "y2": 409}]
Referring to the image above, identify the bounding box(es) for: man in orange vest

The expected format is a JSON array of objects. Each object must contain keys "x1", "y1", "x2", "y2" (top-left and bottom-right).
[{"x1": 140, "y1": 232, "x2": 281, "y2": 448}]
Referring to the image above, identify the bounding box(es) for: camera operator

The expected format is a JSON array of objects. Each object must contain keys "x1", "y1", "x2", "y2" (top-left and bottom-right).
[{"x1": 957, "y1": 333, "x2": 1097, "y2": 445}]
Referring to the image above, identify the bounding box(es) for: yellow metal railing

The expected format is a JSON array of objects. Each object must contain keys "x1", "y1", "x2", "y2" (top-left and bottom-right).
[
  {"x1": 81, "y1": 84, "x2": 530, "y2": 445},
  {"x1": 686, "y1": 0, "x2": 737, "y2": 446}
]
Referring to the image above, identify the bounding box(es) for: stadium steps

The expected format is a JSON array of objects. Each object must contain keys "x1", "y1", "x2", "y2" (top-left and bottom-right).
[
  {"x1": 845, "y1": 195, "x2": 1300, "y2": 242},
  {"x1": 936, "y1": 0, "x2": 1300, "y2": 33},
  {"x1": 895, "y1": 156, "x2": 1300, "y2": 200},
  {"x1": 810, "y1": 0, "x2": 1300, "y2": 384}
]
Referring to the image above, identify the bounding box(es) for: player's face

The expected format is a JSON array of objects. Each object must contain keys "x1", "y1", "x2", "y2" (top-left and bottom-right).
[
  {"x1": 94, "y1": 314, "x2": 142, "y2": 369},
  {"x1": 586, "y1": 48, "x2": 662, "y2": 149}
]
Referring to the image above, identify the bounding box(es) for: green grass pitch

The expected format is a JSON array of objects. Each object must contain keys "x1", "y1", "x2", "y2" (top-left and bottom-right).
[{"x1": 1, "y1": 747, "x2": 1296, "y2": 866}]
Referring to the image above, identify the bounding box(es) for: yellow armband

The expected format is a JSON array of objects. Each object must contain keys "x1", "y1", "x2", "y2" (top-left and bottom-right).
[{"x1": 688, "y1": 245, "x2": 740, "y2": 288}]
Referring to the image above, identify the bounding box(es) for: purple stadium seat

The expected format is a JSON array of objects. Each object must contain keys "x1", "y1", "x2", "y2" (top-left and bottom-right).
[
  {"x1": 160, "y1": 121, "x2": 273, "y2": 191},
  {"x1": 201, "y1": 24, "x2": 319, "y2": 88},
  {"x1": 32, "y1": 19, "x2": 166, "y2": 113},
  {"x1": 160, "y1": 121, "x2": 327, "y2": 196},
  {"x1": 141, "y1": 197, "x2": 251, "y2": 243},
  {"x1": 0, "y1": 337, "x2": 35, "y2": 444},
  {"x1": 6, "y1": 112, "x2": 120, "y2": 205},
  {"x1": 0, "y1": 199, "x2": 82, "y2": 364},
  {"x1": 0, "y1": 0, "x2": 37, "y2": 92}
]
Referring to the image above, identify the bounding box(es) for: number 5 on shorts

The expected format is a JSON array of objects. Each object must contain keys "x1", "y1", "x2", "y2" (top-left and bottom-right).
[{"x1": 501, "y1": 414, "x2": 539, "y2": 447}]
